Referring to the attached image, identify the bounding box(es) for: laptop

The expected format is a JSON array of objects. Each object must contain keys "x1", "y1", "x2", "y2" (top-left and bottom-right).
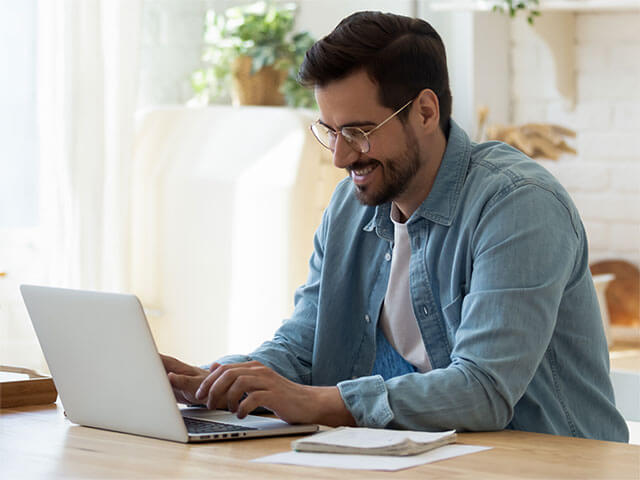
[{"x1": 20, "y1": 284, "x2": 318, "y2": 443}]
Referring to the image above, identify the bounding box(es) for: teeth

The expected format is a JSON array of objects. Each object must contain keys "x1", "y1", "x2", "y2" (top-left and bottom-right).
[{"x1": 352, "y1": 165, "x2": 376, "y2": 176}]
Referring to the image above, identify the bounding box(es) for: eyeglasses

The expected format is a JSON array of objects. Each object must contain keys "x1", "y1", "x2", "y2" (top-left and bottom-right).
[{"x1": 310, "y1": 99, "x2": 414, "y2": 154}]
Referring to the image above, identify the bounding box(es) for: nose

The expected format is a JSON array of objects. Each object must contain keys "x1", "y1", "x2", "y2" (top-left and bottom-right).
[{"x1": 332, "y1": 134, "x2": 360, "y2": 170}]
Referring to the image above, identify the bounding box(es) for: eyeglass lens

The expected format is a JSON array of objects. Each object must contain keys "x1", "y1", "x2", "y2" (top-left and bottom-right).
[
  {"x1": 342, "y1": 129, "x2": 368, "y2": 153},
  {"x1": 311, "y1": 124, "x2": 369, "y2": 153}
]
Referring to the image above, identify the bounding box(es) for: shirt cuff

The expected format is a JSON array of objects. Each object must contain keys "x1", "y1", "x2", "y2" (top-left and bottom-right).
[{"x1": 337, "y1": 375, "x2": 394, "y2": 428}]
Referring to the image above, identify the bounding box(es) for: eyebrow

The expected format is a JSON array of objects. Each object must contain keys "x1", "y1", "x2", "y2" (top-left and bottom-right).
[{"x1": 317, "y1": 119, "x2": 377, "y2": 131}]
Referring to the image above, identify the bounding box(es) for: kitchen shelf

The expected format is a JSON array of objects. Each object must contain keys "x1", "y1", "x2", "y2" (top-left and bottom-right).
[{"x1": 430, "y1": 0, "x2": 640, "y2": 11}]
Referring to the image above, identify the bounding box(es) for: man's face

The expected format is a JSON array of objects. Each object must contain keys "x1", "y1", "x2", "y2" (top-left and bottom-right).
[{"x1": 315, "y1": 70, "x2": 421, "y2": 207}]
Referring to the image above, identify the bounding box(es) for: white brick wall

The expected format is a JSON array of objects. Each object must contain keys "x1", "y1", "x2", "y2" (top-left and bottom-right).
[{"x1": 510, "y1": 12, "x2": 640, "y2": 266}]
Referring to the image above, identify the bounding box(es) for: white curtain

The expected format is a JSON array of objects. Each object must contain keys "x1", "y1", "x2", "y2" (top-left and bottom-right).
[{"x1": 37, "y1": 0, "x2": 142, "y2": 291}]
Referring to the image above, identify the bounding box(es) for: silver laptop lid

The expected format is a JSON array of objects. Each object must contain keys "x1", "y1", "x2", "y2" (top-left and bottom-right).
[{"x1": 20, "y1": 285, "x2": 189, "y2": 442}]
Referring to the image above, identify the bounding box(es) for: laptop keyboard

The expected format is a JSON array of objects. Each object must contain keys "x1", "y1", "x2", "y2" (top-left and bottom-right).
[{"x1": 183, "y1": 416, "x2": 258, "y2": 434}]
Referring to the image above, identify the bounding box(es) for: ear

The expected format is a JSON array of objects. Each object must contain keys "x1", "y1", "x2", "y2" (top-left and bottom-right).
[{"x1": 413, "y1": 88, "x2": 440, "y2": 134}]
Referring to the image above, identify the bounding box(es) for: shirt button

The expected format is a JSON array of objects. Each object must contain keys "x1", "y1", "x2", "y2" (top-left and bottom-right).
[
  {"x1": 423, "y1": 306, "x2": 429, "y2": 315},
  {"x1": 384, "y1": 252, "x2": 392, "y2": 261},
  {"x1": 364, "y1": 314, "x2": 371, "y2": 323}
]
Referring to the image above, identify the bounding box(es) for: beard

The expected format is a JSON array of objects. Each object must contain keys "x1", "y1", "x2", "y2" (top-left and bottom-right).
[{"x1": 351, "y1": 127, "x2": 421, "y2": 207}]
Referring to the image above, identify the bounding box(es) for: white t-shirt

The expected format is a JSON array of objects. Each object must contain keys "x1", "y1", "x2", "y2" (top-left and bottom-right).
[{"x1": 378, "y1": 203, "x2": 432, "y2": 373}]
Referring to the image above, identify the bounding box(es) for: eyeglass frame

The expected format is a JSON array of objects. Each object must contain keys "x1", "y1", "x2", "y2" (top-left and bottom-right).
[{"x1": 310, "y1": 99, "x2": 414, "y2": 154}]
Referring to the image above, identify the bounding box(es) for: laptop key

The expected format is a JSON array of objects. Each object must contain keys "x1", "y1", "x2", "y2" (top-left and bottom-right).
[{"x1": 183, "y1": 416, "x2": 258, "y2": 434}]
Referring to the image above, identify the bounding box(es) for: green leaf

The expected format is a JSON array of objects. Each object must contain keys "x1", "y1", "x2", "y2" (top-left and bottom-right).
[
  {"x1": 189, "y1": 1, "x2": 316, "y2": 107},
  {"x1": 492, "y1": 0, "x2": 541, "y2": 25}
]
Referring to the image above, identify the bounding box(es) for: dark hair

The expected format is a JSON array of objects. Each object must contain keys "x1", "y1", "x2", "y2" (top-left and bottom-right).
[{"x1": 299, "y1": 11, "x2": 452, "y2": 133}]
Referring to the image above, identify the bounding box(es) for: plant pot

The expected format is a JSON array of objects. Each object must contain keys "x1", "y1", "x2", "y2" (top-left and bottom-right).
[{"x1": 231, "y1": 56, "x2": 287, "y2": 106}]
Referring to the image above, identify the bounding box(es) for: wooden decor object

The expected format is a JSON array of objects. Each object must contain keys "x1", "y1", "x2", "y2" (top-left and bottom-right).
[
  {"x1": 231, "y1": 56, "x2": 287, "y2": 106},
  {"x1": 590, "y1": 260, "x2": 640, "y2": 328},
  {"x1": 0, "y1": 365, "x2": 58, "y2": 408},
  {"x1": 486, "y1": 123, "x2": 577, "y2": 160}
]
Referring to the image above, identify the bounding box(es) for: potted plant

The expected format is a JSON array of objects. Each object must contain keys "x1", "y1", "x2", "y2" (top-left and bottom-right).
[
  {"x1": 492, "y1": 0, "x2": 540, "y2": 25},
  {"x1": 190, "y1": 1, "x2": 316, "y2": 108}
]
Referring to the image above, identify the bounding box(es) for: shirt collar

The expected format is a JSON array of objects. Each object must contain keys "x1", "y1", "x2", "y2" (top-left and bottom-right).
[
  {"x1": 363, "y1": 118, "x2": 471, "y2": 238},
  {"x1": 413, "y1": 119, "x2": 471, "y2": 226}
]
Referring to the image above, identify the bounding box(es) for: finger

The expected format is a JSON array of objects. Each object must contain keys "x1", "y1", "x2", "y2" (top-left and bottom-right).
[
  {"x1": 196, "y1": 362, "x2": 232, "y2": 400},
  {"x1": 205, "y1": 366, "x2": 263, "y2": 410},
  {"x1": 161, "y1": 355, "x2": 200, "y2": 375},
  {"x1": 196, "y1": 365, "x2": 225, "y2": 401},
  {"x1": 172, "y1": 390, "x2": 191, "y2": 405},
  {"x1": 168, "y1": 372, "x2": 201, "y2": 398},
  {"x1": 196, "y1": 362, "x2": 259, "y2": 401},
  {"x1": 236, "y1": 391, "x2": 269, "y2": 419},
  {"x1": 160, "y1": 354, "x2": 178, "y2": 373},
  {"x1": 225, "y1": 376, "x2": 264, "y2": 413},
  {"x1": 167, "y1": 374, "x2": 191, "y2": 404}
]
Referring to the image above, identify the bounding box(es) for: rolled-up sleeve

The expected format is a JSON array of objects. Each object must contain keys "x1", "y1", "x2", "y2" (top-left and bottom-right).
[{"x1": 337, "y1": 375, "x2": 393, "y2": 427}]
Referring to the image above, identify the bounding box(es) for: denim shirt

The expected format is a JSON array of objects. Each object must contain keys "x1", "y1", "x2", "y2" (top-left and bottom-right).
[{"x1": 219, "y1": 120, "x2": 628, "y2": 442}]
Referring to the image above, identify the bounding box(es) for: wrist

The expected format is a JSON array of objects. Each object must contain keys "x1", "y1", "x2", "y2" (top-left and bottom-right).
[{"x1": 307, "y1": 386, "x2": 356, "y2": 427}]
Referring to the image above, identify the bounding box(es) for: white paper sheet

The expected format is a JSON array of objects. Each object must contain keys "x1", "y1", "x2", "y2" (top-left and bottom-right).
[{"x1": 251, "y1": 444, "x2": 491, "y2": 471}]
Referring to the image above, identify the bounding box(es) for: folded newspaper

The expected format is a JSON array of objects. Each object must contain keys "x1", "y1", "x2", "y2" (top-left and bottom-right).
[{"x1": 291, "y1": 427, "x2": 457, "y2": 456}]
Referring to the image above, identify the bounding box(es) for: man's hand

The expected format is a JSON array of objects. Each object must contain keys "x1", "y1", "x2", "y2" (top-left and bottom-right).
[
  {"x1": 195, "y1": 361, "x2": 356, "y2": 426},
  {"x1": 160, "y1": 354, "x2": 210, "y2": 405}
]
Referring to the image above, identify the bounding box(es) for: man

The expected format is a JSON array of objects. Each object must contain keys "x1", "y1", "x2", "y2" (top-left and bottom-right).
[{"x1": 163, "y1": 11, "x2": 628, "y2": 442}]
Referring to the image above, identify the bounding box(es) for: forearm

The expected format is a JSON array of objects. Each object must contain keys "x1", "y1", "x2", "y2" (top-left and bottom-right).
[
  {"x1": 305, "y1": 386, "x2": 356, "y2": 427},
  {"x1": 338, "y1": 366, "x2": 512, "y2": 432}
]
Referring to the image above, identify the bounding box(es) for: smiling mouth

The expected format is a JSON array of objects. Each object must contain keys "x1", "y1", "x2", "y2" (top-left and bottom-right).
[
  {"x1": 348, "y1": 161, "x2": 379, "y2": 179},
  {"x1": 352, "y1": 165, "x2": 376, "y2": 176}
]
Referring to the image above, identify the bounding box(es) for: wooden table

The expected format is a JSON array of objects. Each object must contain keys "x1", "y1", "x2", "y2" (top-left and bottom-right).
[{"x1": 1, "y1": 403, "x2": 638, "y2": 479}]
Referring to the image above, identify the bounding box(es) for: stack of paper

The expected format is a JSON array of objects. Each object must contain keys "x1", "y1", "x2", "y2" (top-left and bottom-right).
[{"x1": 291, "y1": 427, "x2": 457, "y2": 456}]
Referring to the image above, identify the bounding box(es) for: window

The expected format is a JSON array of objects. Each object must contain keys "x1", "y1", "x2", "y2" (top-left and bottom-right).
[{"x1": 0, "y1": 0, "x2": 46, "y2": 371}]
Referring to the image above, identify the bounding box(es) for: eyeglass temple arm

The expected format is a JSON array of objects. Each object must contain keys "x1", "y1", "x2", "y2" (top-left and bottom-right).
[{"x1": 363, "y1": 99, "x2": 414, "y2": 138}]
